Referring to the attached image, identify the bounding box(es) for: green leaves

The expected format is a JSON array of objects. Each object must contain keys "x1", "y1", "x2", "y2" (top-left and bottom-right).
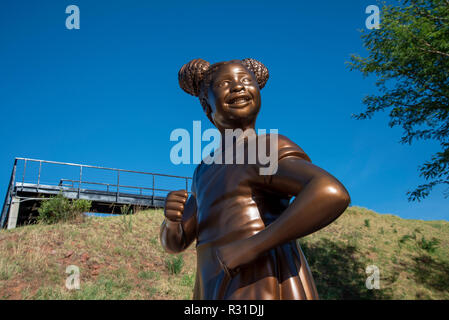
[
  {"x1": 37, "y1": 193, "x2": 92, "y2": 224},
  {"x1": 349, "y1": 0, "x2": 449, "y2": 201}
]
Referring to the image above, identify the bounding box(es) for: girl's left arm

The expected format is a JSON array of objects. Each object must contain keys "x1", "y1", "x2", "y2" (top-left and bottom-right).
[{"x1": 216, "y1": 156, "x2": 350, "y2": 274}]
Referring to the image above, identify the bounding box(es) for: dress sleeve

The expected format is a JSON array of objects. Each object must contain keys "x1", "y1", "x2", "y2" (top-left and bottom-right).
[
  {"x1": 190, "y1": 164, "x2": 200, "y2": 198},
  {"x1": 277, "y1": 134, "x2": 311, "y2": 163},
  {"x1": 260, "y1": 134, "x2": 311, "y2": 183}
]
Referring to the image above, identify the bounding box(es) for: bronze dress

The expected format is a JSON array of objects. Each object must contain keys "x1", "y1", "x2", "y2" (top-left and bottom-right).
[{"x1": 191, "y1": 134, "x2": 319, "y2": 300}]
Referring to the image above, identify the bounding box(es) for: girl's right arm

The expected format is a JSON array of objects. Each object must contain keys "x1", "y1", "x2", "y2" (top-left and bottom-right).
[{"x1": 160, "y1": 190, "x2": 197, "y2": 253}]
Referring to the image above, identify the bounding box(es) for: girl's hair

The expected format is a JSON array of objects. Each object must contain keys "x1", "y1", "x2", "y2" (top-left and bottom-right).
[{"x1": 178, "y1": 58, "x2": 269, "y2": 120}]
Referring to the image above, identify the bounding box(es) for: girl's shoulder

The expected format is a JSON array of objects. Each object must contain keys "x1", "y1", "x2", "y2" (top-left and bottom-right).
[{"x1": 261, "y1": 133, "x2": 311, "y2": 163}]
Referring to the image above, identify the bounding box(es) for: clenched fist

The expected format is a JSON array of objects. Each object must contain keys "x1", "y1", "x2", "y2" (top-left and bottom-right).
[{"x1": 164, "y1": 190, "x2": 188, "y2": 223}]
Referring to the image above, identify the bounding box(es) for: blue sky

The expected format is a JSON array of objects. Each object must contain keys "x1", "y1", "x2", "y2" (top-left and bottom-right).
[{"x1": 0, "y1": 0, "x2": 447, "y2": 221}]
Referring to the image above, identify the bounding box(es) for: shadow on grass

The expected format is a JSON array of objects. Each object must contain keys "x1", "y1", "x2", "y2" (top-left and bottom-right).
[
  {"x1": 409, "y1": 254, "x2": 449, "y2": 294},
  {"x1": 300, "y1": 238, "x2": 392, "y2": 300}
]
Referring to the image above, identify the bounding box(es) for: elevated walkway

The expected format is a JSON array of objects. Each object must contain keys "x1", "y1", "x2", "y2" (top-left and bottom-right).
[{"x1": 1, "y1": 158, "x2": 191, "y2": 229}]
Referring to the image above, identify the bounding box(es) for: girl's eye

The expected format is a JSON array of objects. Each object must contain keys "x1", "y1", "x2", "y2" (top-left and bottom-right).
[
  {"x1": 241, "y1": 77, "x2": 252, "y2": 84},
  {"x1": 217, "y1": 80, "x2": 229, "y2": 88}
]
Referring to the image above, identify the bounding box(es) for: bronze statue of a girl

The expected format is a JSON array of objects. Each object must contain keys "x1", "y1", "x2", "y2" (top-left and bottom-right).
[{"x1": 160, "y1": 58, "x2": 350, "y2": 300}]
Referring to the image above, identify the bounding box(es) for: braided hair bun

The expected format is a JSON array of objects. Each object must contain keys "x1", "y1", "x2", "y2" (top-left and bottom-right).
[
  {"x1": 241, "y1": 58, "x2": 269, "y2": 90},
  {"x1": 178, "y1": 58, "x2": 211, "y2": 97}
]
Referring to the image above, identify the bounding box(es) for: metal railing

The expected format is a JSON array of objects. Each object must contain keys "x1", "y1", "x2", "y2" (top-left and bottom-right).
[
  {"x1": 58, "y1": 179, "x2": 177, "y2": 196},
  {"x1": 1, "y1": 157, "x2": 192, "y2": 228}
]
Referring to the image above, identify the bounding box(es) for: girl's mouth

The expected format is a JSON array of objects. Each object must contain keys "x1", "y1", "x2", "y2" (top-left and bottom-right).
[
  {"x1": 227, "y1": 95, "x2": 252, "y2": 108},
  {"x1": 230, "y1": 97, "x2": 250, "y2": 104}
]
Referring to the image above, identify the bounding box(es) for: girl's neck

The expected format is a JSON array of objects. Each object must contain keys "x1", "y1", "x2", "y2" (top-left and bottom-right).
[{"x1": 218, "y1": 124, "x2": 257, "y2": 155}]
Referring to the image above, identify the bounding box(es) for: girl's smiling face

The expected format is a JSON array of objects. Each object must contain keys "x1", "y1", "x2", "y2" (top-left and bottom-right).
[{"x1": 206, "y1": 62, "x2": 261, "y2": 130}]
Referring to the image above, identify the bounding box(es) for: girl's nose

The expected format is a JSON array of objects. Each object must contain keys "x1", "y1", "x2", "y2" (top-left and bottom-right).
[{"x1": 231, "y1": 83, "x2": 244, "y2": 92}]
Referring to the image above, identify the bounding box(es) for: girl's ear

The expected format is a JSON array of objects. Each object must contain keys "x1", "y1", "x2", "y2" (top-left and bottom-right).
[
  {"x1": 207, "y1": 115, "x2": 215, "y2": 126},
  {"x1": 200, "y1": 95, "x2": 216, "y2": 126},
  {"x1": 199, "y1": 89, "x2": 215, "y2": 126},
  {"x1": 205, "y1": 104, "x2": 216, "y2": 126}
]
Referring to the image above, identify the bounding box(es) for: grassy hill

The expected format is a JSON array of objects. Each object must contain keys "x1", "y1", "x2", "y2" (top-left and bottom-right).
[{"x1": 0, "y1": 206, "x2": 448, "y2": 300}]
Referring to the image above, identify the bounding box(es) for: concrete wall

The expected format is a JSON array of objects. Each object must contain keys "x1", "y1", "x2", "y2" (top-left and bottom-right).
[{"x1": 7, "y1": 197, "x2": 20, "y2": 230}]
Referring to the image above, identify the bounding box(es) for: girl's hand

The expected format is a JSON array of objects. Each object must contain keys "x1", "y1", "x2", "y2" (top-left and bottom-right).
[
  {"x1": 164, "y1": 190, "x2": 188, "y2": 223},
  {"x1": 216, "y1": 237, "x2": 259, "y2": 277}
]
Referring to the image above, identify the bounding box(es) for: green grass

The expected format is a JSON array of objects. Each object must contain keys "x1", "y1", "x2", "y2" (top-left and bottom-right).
[
  {"x1": 299, "y1": 206, "x2": 449, "y2": 300},
  {"x1": 0, "y1": 209, "x2": 196, "y2": 300},
  {"x1": 165, "y1": 255, "x2": 184, "y2": 275},
  {"x1": 0, "y1": 206, "x2": 448, "y2": 300}
]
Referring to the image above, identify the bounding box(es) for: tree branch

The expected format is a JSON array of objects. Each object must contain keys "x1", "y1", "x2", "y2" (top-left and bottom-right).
[{"x1": 418, "y1": 43, "x2": 449, "y2": 58}]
